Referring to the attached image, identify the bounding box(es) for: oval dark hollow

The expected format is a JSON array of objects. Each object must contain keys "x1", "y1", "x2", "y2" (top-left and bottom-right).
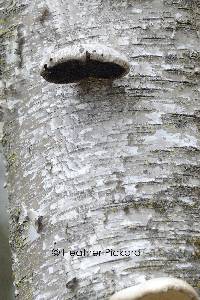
[
  {"x1": 88, "y1": 60, "x2": 125, "y2": 79},
  {"x1": 40, "y1": 59, "x2": 126, "y2": 83},
  {"x1": 40, "y1": 60, "x2": 86, "y2": 84}
]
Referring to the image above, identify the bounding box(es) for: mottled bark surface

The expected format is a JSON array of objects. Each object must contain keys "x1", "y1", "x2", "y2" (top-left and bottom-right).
[{"x1": 2, "y1": 0, "x2": 200, "y2": 299}]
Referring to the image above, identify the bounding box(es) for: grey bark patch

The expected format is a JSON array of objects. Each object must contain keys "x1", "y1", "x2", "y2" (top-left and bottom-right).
[
  {"x1": 66, "y1": 277, "x2": 78, "y2": 290},
  {"x1": 35, "y1": 216, "x2": 44, "y2": 233},
  {"x1": 37, "y1": 7, "x2": 50, "y2": 24},
  {"x1": 3, "y1": 0, "x2": 200, "y2": 299}
]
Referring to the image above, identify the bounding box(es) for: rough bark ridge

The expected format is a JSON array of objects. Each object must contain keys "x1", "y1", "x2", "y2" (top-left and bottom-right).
[{"x1": 1, "y1": 0, "x2": 200, "y2": 299}]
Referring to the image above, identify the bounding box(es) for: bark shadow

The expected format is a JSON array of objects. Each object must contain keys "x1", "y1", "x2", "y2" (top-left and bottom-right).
[
  {"x1": 76, "y1": 77, "x2": 117, "y2": 96},
  {"x1": 75, "y1": 77, "x2": 141, "y2": 110}
]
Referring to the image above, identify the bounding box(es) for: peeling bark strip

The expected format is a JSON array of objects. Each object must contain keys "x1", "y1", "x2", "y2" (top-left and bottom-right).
[{"x1": 2, "y1": 0, "x2": 200, "y2": 299}]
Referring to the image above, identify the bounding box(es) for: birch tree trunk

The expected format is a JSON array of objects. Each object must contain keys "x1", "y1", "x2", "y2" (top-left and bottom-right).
[{"x1": 1, "y1": 0, "x2": 200, "y2": 299}]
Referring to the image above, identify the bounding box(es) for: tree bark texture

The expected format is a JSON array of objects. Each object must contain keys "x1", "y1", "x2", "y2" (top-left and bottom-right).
[{"x1": 1, "y1": 0, "x2": 200, "y2": 299}]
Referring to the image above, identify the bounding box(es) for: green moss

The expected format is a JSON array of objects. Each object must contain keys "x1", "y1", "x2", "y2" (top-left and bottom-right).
[
  {"x1": 123, "y1": 199, "x2": 168, "y2": 214},
  {"x1": 1, "y1": 137, "x2": 7, "y2": 146},
  {"x1": 8, "y1": 152, "x2": 17, "y2": 166},
  {"x1": 193, "y1": 238, "x2": 200, "y2": 258},
  {"x1": 110, "y1": 207, "x2": 119, "y2": 213},
  {"x1": 0, "y1": 24, "x2": 17, "y2": 39},
  {"x1": 11, "y1": 207, "x2": 21, "y2": 220},
  {"x1": 0, "y1": 58, "x2": 5, "y2": 65},
  {"x1": 10, "y1": 208, "x2": 29, "y2": 252},
  {"x1": 187, "y1": 237, "x2": 200, "y2": 260},
  {"x1": 193, "y1": 238, "x2": 200, "y2": 247},
  {"x1": 0, "y1": 27, "x2": 13, "y2": 37},
  {"x1": 197, "y1": 281, "x2": 200, "y2": 289},
  {"x1": 0, "y1": 29, "x2": 9, "y2": 37},
  {"x1": 0, "y1": 19, "x2": 8, "y2": 25},
  {"x1": 15, "y1": 275, "x2": 27, "y2": 288}
]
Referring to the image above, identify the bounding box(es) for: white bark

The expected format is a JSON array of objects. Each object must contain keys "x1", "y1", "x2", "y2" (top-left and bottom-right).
[{"x1": 1, "y1": 0, "x2": 200, "y2": 299}]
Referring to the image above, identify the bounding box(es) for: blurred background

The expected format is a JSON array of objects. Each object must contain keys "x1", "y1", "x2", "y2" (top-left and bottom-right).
[{"x1": 0, "y1": 122, "x2": 14, "y2": 299}]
